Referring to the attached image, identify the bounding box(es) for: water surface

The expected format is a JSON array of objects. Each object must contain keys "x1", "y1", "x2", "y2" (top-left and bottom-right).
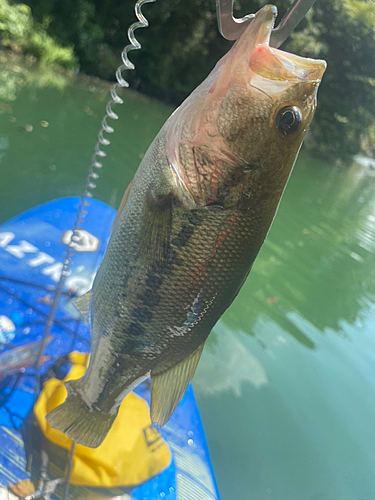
[{"x1": 1, "y1": 55, "x2": 375, "y2": 500}]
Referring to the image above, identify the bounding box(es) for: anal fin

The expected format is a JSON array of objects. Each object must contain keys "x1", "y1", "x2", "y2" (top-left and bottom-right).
[
  {"x1": 151, "y1": 343, "x2": 205, "y2": 426},
  {"x1": 72, "y1": 290, "x2": 92, "y2": 323}
]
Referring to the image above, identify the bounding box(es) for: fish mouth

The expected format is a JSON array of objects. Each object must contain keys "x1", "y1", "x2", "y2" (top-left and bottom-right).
[{"x1": 244, "y1": 5, "x2": 326, "y2": 83}]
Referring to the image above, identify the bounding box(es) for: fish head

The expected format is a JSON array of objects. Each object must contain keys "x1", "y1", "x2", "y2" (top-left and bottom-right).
[
  {"x1": 165, "y1": 5, "x2": 326, "y2": 208},
  {"x1": 213, "y1": 4, "x2": 326, "y2": 177}
]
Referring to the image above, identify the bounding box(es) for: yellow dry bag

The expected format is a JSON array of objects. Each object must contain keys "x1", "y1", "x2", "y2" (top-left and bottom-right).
[{"x1": 34, "y1": 352, "x2": 171, "y2": 488}]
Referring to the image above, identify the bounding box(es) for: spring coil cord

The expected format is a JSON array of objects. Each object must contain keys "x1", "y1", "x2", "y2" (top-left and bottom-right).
[
  {"x1": 30, "y1": 0, "x2": 156, "y2": 498},
  {"x1": 35, "y1": 0, "x2": 155, "y2": 379}
]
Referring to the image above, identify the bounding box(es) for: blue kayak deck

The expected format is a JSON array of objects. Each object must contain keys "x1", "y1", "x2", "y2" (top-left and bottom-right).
[{"x1": 0, "y1": 197, "x2": 220, "y2": 500}]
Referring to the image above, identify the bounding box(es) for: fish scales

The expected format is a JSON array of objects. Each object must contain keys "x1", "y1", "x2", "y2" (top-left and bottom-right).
[
  {"x1": 91, "y1": 168, "x2": 255, "y2": 389},
  {"x1": 46, "y1": 5, "x2": 326, "y2": 447}
]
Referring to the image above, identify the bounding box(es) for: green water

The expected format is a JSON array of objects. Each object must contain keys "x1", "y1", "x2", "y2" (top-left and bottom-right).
[{"x1": 1, "y1": 57, "x2": 375, "y2": 500}]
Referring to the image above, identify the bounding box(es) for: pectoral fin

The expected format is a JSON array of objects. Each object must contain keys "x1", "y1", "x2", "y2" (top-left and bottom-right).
[
  {"x1": 139, "y1": 189, "x2": 173, "y2": 267},
  {"x1": 151, "y1": 343, "x2": 205, "y2": 426},
  {"x1": 72, "y1": 290, "x2": 92, "y2": 323}
]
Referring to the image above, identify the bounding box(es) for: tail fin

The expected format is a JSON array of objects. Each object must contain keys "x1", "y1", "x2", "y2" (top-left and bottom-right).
[{"x1": 46, "y1": 393, "x2": 116, "y2": 448}]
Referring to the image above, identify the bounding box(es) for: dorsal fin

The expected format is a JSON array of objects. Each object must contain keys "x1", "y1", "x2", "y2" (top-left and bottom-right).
[
  {"x1": 111, "y1": 179, "x2": 134, "y2": 232},
  {"x1": 151, "y1": 343, "x2": 205, "y2": 426},
  {"x1": 72, "y1": 290, "x2": 92, "y2": 323}
]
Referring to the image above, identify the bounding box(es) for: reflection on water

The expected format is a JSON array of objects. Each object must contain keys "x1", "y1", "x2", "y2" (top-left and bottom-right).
[
  {"x1": 0, "y1": 136, "x2": 9, "y2": 162},
  {"x1": 225, "y1": 159, "x2": 375, "y2": 338},
  {"x1": 0, "y1": 51, "x2": 70, "y2": 103},
  {"x1": 1, "y1": 55, "x2": 375, "y2": 500},
  {"x1": 0, "y1": 51, "x2": 171, "y2": 226},
  {"x1": 194, "y1": 323, "x2": 268, "y2": 397},
  {"x1": 197, "y1": 157, "x2": 375, "y2": 499}
]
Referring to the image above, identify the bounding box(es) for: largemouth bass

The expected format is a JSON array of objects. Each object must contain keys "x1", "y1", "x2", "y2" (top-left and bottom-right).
[{"x1": 47, "y1": 5, "x2": 326, "y2": 448}]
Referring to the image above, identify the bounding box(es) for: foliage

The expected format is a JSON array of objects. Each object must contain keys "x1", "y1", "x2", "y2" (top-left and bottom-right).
[
  {"x1": 284, "y1": 0, "x2": 375, "y2": 160},
  {"x1": 0, "y1": 0, "x2": 75, "y2": 67},
  {"x1": 6, "y1": 0, "x2": 375, "y2": 161}
]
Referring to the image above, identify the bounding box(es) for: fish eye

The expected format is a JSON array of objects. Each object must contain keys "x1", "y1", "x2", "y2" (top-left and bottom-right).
[{"x1": 275, "y1": 106, "x2": 302, "y2": 136}]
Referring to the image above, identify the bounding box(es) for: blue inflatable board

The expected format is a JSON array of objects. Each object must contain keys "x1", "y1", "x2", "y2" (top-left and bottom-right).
[{"x1": 0, "y1": 197, "x2": 220, "y2": 500}]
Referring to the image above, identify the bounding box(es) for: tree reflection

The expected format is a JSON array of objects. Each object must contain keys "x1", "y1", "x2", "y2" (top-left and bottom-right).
[
  {"x1": 0, "y1": 51, "x2": 70, "y2": 105},
  {"x1": 220, "y1": 157, "x2": 375, "y2": 348}
]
